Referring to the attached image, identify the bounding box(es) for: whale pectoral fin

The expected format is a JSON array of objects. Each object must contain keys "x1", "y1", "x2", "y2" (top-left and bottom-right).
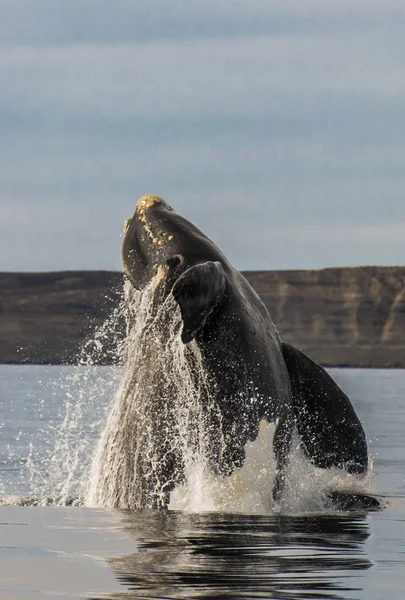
[
  {"x1": 172, "y1": 261, "x2": 226, "y2": 343},
  {"x1": 281, "y1": 342, "x2": 368, "y2": 475}
]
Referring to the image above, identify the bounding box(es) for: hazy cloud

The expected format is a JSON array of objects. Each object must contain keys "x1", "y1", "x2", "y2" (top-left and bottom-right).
[
  {"x1": 1, "y1": 32, "x2": 405, "y2": 118},
  {"x1": 1, "y1": 0, "x2": 405, "y2": 270}
]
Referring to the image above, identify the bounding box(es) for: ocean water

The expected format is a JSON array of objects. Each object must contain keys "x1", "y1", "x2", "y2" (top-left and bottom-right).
[{"x1": 1, "y1": 365, "x2": 405, "y2": 599}]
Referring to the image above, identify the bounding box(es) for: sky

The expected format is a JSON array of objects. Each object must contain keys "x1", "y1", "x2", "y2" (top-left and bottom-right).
[{"x1": 1, "y1": 0, "x2": 405, "y2": 272}]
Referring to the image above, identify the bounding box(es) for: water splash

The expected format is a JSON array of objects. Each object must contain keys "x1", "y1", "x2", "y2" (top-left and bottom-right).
[
  {"x1": 87, "y1": 281, "x2": 224, "y2": 509},
  {"x1": 14, "y1": 302, "x2": 126, "y2": 507},
  {"x1": 170, "y1": 422, "x2": 377, "y2": 515},
  {"x1": 86, "y1": 279, "x2": 376, "y2": 513},
  {"x1": 5, "y1": 276, "x2": 376, "y2": 513}
]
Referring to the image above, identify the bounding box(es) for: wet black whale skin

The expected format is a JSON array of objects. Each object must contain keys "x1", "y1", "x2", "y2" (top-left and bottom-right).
[{"x1": 122, "y1": 196, "x2": 369, "y2": 508}]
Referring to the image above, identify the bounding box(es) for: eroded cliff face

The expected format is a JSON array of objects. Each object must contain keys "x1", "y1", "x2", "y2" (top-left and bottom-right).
[
  {"x1": 0, "y1": 271, "x2": 123, "y2": 364},
  {"x1": 0, "y1": 267, "x2": 404, "y2": 366},
  {"x1": 246, "y1": 266, "x2": 405, "y2": 367}
]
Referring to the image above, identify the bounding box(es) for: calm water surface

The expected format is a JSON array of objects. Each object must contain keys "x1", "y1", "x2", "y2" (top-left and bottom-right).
[{"x1": 1, "y1": 366, "x2": 405, "y2": 599}]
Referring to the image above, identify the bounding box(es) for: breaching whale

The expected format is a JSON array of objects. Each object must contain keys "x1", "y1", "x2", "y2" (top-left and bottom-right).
[{"x1": 120, "y1": 195, "x2": 369, "y2": 508}]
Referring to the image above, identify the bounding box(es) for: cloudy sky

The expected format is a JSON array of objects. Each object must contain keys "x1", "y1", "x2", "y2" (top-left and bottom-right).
[{"x1": 1, "y1": 0, "x2": 405, "y2": 272}]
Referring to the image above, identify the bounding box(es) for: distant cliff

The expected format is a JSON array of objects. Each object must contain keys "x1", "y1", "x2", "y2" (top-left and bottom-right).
[
  {"x1": 0, "y1": 267, "x2": 404, "y2": 367},
  {"x1": 0, "y1": 271, "x2": 123, "y2": 365},
  {"x1": 247, "y1": 266, "x2": 405, "y2": 368}
]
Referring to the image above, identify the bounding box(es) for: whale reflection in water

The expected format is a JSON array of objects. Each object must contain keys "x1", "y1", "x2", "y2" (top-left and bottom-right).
[{"x1": 97, "y1": 510, "x2": 371, "y2": 600}]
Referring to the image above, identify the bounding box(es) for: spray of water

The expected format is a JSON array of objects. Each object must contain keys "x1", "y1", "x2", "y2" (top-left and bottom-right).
[
  {"x1": 11, "y1": 275, "x2": 375, "y2": 513},
  {"x1": 85, "y1": 278, "x2": 376, "y2": 513},
  {"x1": 86, "y1": 280, "x2": 225, "y2": 509},
  {"x1": 16, "y1": 301, "x2": 125, "y2": 507}
]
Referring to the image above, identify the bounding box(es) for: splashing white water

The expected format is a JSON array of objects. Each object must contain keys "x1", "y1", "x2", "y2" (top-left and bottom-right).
[
  {"x1": 11, "y1": 276, "x2": 375, "y2": 513},
  {"x1": 169, "y1": 421, "x2": 376, "y2": 515},
  {"x1": 16, "y1": 302, "x2": 125, "y2": 507},
  {"x1": 85, "y1": 279, "x2": 376, "y2": 513},
  {"x1": 86, "y1": 280, "x2": 225, "y2": 509}
]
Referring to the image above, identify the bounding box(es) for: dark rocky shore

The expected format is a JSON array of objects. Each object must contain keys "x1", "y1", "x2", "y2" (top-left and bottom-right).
[{"x1": 0, "y1": 267, "x2": 404, "y2": 367}]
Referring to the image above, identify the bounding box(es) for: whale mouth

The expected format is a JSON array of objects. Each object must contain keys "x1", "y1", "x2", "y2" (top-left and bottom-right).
[
  {"x1": 123, "y1": 217, "x2": 132, "y2": 235},
  {"x1": 135, "y1": 195, "x2": 173, "y2": 217}
]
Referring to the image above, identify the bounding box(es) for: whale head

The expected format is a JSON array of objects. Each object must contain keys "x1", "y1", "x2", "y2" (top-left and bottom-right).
[{"x1": 122, "y1": 195, "x2": 224, "y2": 290}]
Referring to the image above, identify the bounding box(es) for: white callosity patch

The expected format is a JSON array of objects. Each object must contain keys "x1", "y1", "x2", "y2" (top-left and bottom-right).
[
  {"x1": 133, "y1": 195, "x2": 175, "y2": 248},
  {"x1": 135, "y1": 195, "x2": 173, "y2": 217}
]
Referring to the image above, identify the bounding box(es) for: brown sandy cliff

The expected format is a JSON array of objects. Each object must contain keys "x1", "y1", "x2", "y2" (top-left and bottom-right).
[{"x1": 0, "y1": 267, "x2": 404, "y2": 367}]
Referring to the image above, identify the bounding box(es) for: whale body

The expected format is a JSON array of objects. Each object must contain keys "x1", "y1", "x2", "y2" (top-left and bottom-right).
[{"x1": 120, "y1": 195, "x2": 368, "y2": 508}]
